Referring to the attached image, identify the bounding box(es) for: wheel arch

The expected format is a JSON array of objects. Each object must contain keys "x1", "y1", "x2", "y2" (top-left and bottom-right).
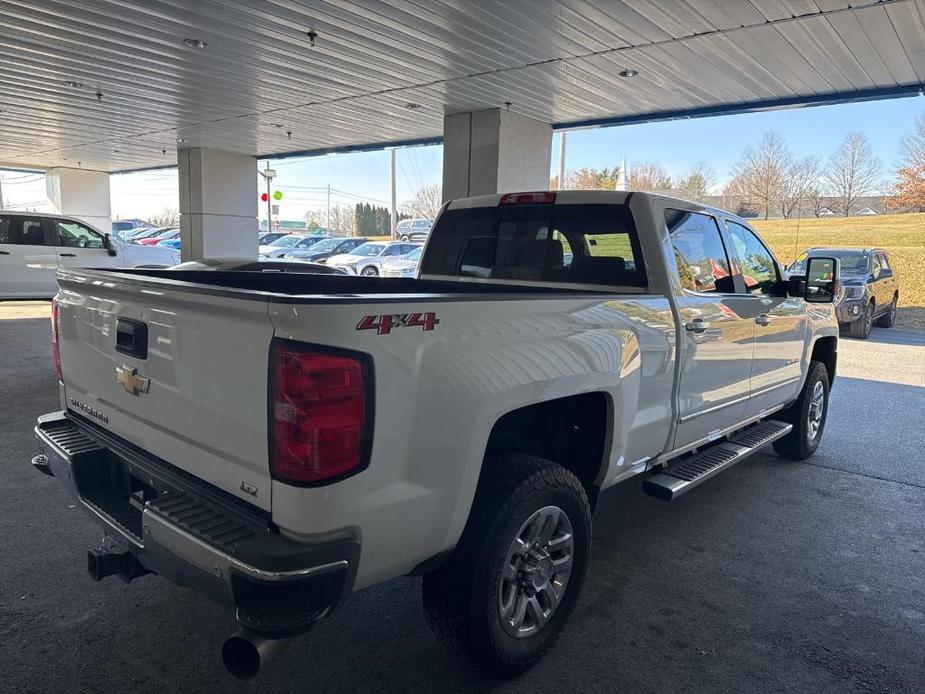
[
  {"x1": 810, "y1": 335, "x2": 837, "y2": 385},
  {"x1": 481, "y1": 392, "x2": 612, "y2": 512}
]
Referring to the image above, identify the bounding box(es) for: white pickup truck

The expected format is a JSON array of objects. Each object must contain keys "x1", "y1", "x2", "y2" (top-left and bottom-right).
[{"x1": 33, "y1": 191, "x2": 839, "y2": 679}]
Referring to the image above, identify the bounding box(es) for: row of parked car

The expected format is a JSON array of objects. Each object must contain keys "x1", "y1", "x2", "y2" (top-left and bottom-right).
[
  {"x1": 113, "y1": 224, "x2": 181, "y2": 249},
  {"x1": 257, "y1": 232, "x2": 423, "y2": 276}
]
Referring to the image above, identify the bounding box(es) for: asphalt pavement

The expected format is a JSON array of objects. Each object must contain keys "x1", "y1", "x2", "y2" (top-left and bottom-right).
[{"x1": 1, "y1": 314, "x2": 923, "y2": 694}]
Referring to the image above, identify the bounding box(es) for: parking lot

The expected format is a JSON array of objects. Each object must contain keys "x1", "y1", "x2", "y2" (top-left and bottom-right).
[{"x1": 2, "y1": 307, "x2": 922, "y2": 694}]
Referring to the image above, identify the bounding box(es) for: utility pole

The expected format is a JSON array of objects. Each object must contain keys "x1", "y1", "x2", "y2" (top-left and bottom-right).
[
  {"x1": 557, "y1": 132, "x2": 567, "y2": 190},
  {"x1": 0, "y1": 175, "x2": 4, "y2": 210},
  {"x1": 389, "y1": 149, "x2": 397, "y2": 239},
  {"x1": 326, "y1": 184, "x2": 331, "y2": 233},
  {"x1": 257, "y1": 164, "x2": 276, "y2": 235}
]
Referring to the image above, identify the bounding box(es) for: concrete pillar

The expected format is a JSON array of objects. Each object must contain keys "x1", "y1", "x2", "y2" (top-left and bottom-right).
[
  {"x1": 45, "y1": 168, "x2": 112, "y2": 232},
  {"x1": 178, "y1": 147, "x2": 258, "y2": 261},
  {"x1": 442, "y1": 109, "x2": 552, "y2": 201}
]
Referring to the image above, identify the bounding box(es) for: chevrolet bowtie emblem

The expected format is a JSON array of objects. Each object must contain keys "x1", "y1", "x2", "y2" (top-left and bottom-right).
[{"x1": 116, "y1": 365, "x2": 150, "y2": 395}]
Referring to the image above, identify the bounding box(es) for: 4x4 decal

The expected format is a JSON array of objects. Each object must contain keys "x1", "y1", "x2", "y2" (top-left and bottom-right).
[{"x1": 356, "y1": 312, "x2": 440, "y2": 335}]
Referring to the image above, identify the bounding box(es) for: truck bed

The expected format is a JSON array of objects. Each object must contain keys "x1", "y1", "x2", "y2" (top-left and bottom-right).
[{"x1": 90, "y1": 267, "x2": 630, "y2": 300}]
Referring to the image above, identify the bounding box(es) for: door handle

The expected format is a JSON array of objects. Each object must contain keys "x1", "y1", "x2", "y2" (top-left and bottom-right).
[
  {"x1": 685, "y1": 318, "x2": 709, "y2": 334},
  {"x1": 755, "y1": 313, "x2": 771, "y2": 326},
  {"x1": 59, "y1": 253, "x2": 76, "y2": 257}
]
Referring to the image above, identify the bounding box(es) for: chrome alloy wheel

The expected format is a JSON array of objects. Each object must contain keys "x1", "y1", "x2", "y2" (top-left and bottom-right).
[
  {"x1": 498, "y1": 505, "x2": 574, "y2": 639},
  {"x1": 807, "y1": 379, "x2": 825, "y2": 442}
]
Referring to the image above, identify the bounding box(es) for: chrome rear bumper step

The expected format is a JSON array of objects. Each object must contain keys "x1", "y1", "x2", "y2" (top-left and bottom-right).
[{"x1": 644, "y1": 420, "x2": 792, "y2": 501}]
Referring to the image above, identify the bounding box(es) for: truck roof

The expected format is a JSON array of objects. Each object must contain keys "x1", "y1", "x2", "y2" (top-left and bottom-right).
[{"x1": 445, "y1": 189, "x2": 744, "y2": 222}]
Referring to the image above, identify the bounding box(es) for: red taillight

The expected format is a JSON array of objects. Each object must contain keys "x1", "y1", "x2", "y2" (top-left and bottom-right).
[
  {"x1": 499, "y1": 191, "x2": 556, "y2": 205},
  {"x1": 51, "y1": 297, "x2": 62, "y2": 382},
  {"x1": 270, "y1": 341, "x2": 370, "y2": 485}
]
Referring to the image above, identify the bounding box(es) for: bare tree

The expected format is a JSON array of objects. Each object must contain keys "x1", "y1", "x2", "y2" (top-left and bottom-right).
[
  {"x1": 899, "y1": 112, "x2": 925, "y2": 169},
  {"x1": 149, "y1": 208, "x2": 179, "y2": 226},
  {"x1": 731, "y1": 131, "x2": 790, "y2": 219},
  {"x1": 325, "y1": 204, "x2": 355, "y2": 235},
  {"x1": 402, "y1": 183, "x2": 443, "y2": 219},
  {"x1": 627, "y1": 161, "x2": 672, "y2": 191},
  {"x1": 780, "y1": 155, "x2": 821, "y2": 218},
  {"x1": 824, "y1": 131, "x2": 881, "y2": 216},
  {"x1": 676, "y1": 161, "x2": 716, "y2": 203},
  {"x1": 805, "y1": 188, "x2": 826, "y2": 217}
]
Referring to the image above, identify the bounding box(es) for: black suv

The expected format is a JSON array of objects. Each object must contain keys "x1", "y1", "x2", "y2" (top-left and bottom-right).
[{"x1": 789, "y1": 247, "x2": 899, "y2": 339}]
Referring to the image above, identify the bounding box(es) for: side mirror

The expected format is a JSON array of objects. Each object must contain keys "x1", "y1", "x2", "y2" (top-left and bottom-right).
[
  {"x1": 880, "y1": 268, "x2": 893, "y2": 279},
  {"x1": 804, "y1": 257, "x2": 839, "y2": 303},
  {"x1": 103, "y1": 233, "x2": 118, "y2": 257}
]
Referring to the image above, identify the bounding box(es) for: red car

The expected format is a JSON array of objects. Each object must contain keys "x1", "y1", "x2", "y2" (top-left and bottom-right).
[{"x1": 137, "y1": 228, "x2": 179, "y2": 245}]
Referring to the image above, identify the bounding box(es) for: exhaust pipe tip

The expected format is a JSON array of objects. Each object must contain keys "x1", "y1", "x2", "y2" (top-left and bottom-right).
[{"x1": 221, "y1": 630, "x2": 290, "y2": 680}]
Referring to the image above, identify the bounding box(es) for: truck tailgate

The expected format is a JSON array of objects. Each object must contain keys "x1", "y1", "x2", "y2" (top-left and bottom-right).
[{"x1": 56, "y1": 273, "x2": 275, "y2": 510}]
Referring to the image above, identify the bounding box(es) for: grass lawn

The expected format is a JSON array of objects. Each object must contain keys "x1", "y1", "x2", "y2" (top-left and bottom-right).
[{"x1": 752, "y1": 213, "x2": 924, "y2": 331}]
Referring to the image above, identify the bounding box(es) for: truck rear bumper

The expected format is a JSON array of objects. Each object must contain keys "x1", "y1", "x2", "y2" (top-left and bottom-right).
[{"x1": 34, "y1": 411, "x2": 359, "y2": 638}]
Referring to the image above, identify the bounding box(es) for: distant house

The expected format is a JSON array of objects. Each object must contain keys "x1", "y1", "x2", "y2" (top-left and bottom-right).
[
  {"x1": 855, "y1": 207, "x2": 878, "y2": 216},
  {"x1": 818, "y1": 207, "x2": 836, "y2": 216}
]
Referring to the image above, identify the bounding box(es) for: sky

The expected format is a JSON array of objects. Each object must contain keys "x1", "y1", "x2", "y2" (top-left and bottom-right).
[{"x1": 1, "y1": 94, "x2": 922, "y2": 221}]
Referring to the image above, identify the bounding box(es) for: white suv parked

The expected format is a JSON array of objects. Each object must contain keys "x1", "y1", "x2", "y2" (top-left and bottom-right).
[{"x1": 0, "y1": 211, "x2": 179, "y2": 298}]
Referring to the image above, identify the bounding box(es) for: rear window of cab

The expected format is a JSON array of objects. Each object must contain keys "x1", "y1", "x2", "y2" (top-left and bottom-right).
[{"x1": 420, "y1": 204, "x2": 647, "y2": 289}]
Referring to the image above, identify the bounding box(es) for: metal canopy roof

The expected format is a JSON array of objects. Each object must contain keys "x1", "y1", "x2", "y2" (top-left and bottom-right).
[{"x1": 0, "y1": 0, "x2": 923, "y2": 173}]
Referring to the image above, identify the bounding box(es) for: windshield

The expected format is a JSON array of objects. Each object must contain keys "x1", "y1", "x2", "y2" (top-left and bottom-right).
[
  {"x1": 350, "y1": 242, "x2": 385, "y2": 257},
  {"x1": 791, "y1": 251, "x2": 870, "y2": 276},
  {"x1": 268, "y1": 235, "x2": 300, "y2": 247}
]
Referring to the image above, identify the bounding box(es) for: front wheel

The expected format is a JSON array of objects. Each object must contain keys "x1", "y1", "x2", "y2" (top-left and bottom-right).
[
  {"x1": 423, "y1": 454, "x2": 591, "y2": 678},
  {"x1": 773, "y1": 361, "x2": 830, "y2": 460},
  {"x1": 360, "y1": 266, "x2": 378, "y2": 276},
  {"x1": 400, "y1": 234, "x2": 410, "y2": 241},
  {"x1": 849, "y1": 301, "x2": 874, "y2": 339}
]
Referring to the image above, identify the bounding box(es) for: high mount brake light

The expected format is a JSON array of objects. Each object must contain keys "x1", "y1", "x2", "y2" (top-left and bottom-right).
[
  {"x1": 269, "y1": 341, "x2": 371, "y2": 485},
  {"x1": 499, "y1": 192, "x2": 556, "y2": 205}
]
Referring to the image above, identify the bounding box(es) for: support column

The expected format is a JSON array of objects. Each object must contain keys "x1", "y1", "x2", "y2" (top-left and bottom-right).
[
  {"x1": 178, "y1": 147, "x2": 257, "y2": 261},
  {"x1": 442, "y1": 109, "x2": 552, "y2": 201},
  {"x1": 45, "y1": 168, "x2": 111, "y2": 231}
]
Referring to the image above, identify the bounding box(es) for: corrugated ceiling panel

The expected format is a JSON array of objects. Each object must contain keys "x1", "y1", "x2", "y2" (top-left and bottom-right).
[
  {"x1": 851, "y1": 5, "x2": 918, "y2": 84},
  {"x1": 826, "y1": 8, "x2": 897, "y2": 86},
  {"x1": 0, "y1": 0, "x2": 920, "y2": 171},
  {"x1": 886, "y1": 0, "x2": 925, "y2": 82},
  {"x1": 684, "y1": 0, "x2": 768, "y2": 29}
]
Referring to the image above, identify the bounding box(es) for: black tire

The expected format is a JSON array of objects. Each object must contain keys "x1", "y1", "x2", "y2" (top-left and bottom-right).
[
  {"x1": 849, "y1": 301, "x2": 874, "y2": 339},
  {"x1": 773, "y1": 361, "x2": 830, "y2": 460},
  {"x1": 360, "y1": 266, "x2": 378, "y2": 276},
  {"x1": 422, "y1": 454, "x2": 591, "y2": 678},
  {"x1": 875, "y1": 294, "x2": 897, "y2": 328},
  {"x1": 400, "y1": 234, "x2": 410, "y2": 241}
]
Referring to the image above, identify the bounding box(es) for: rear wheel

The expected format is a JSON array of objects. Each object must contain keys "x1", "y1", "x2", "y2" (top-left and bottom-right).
[
  {"x1": 849, "y1": 301, "x2": 874, "y2": 339},
  {"x1": 773, "y1": 361, "x2": 830, "y2": 460},
  {"x1": 875, "y1": 294, "x2": 897, "y2": 328},
  {"x1": 423, "y1": 454, "x2": 591, "y2": 677}
]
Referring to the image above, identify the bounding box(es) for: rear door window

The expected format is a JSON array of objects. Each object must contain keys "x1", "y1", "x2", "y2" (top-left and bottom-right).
[
  {"x1": 422, "y1": 204, "x2": 646, "y2": 289},
  {"x1": 666, "y1": 209, "x2": 733, "y2": 294},
  {"x1": 0, "y1": 216, "x2": 50, "y2": 246}
]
